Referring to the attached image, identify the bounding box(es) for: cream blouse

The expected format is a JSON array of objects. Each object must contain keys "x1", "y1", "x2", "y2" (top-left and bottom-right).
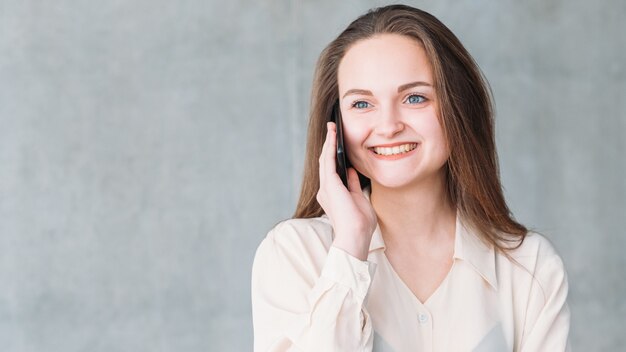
[{"x1": 251, "y1": 197, "x2": 571, "y2": 351}]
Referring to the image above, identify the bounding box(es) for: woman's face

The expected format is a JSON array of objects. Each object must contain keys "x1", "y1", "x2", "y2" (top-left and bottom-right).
[{"x1": 337, "y1": 33, "x2": 450, "y2": 190}]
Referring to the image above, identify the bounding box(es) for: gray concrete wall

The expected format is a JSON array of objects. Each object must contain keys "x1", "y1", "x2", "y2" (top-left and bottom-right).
[{"x1": 0, "y1": 0, "x2": 624, "y2": 351}]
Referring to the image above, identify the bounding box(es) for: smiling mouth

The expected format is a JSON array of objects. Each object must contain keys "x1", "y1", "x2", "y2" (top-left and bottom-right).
[{"x1": 370, "y1": 143, "x2": 418, "y2": 156}]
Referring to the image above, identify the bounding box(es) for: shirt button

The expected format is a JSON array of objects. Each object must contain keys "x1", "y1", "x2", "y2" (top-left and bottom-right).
[
  {"x1": 357, "y1": 272, "x2": 368, "y2": 282},
  {"x1": 418, "y1": 314, "x2": 429, "y2": 324}
]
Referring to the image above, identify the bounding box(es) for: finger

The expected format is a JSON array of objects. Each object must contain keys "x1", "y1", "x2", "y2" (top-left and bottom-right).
[
  {"x1": 347, "y1": 167, "x2": 362, "y2": 193},
  {"x1": 319, "y1": 122, "x2": 331, "y2": 185},
  {"x1": 326, "y1": 122, "x2": 337, "y2": 156},
  {"x1": 323, "y1": 122, "x2": 339, "y2": 184}
]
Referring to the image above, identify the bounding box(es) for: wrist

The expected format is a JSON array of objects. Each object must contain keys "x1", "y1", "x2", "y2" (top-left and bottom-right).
[{"x1": 332, "y1": 236, "x2": 371, "y2": 261}]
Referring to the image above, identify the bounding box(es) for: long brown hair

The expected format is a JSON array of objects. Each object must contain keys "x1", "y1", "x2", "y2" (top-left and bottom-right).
[{"x1": 293, "y1": 5, "x2": 527, "y2": 251}]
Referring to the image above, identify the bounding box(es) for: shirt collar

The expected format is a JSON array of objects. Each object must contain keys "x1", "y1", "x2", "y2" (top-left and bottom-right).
[
  {"x1": 369, "y1": 223, "x2": 386, "y2": 252},
  {"x1": 453, "y1": 215, "x2": 498, "y2": 290},
  {"x1": 363, "y1": 186, "x2": 498, "y2": 289}
]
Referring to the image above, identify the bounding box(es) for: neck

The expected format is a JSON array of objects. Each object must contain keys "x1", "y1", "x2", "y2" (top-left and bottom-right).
[{"x1": 370, "y1": 170, "x2": 456, "y2": 248}]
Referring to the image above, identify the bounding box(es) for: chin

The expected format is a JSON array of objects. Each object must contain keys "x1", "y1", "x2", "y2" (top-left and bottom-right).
[
  {"x1": 355, "y1": 165, "x2": 416, "y2": 189},
  {"x1": 366, "y1": 166, "x2": 447, "y2": 190},
  {"x1": 369, "y1": 175, "x2": 418, "y2": 189}
]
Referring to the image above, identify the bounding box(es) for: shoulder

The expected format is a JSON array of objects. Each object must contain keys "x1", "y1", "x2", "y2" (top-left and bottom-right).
[
  {"x1": 508, "y1": 231, "x2": 566, "y2": 272},
  {"x1": 251, "y1": 216, "x2": 336, "y2": 299},
  {"x1": 253, "y1": 215, "x2": 335, "y2": 270},
  {"x1": 500, "y1": 231, "x2": 568, "y2": 298},
  {"x1": 263, "y1": 215, "x2": 334, "y2": 251},
  {"x1": 507, "y1": 231, "x2": 561, "y2": 261}
]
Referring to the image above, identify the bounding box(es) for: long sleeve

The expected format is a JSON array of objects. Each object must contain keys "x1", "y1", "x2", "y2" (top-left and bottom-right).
[
  {"x1": 520, "y1": 254, "x2": 571, "y2": 352},
  {"x1": 251, "y1": 222, "x2": 377, "y2": 352}
]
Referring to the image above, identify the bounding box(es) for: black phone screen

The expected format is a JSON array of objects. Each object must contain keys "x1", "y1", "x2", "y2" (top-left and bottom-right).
[{"x1": 332, "y1": 101, "x2": 349, "y2": 187}]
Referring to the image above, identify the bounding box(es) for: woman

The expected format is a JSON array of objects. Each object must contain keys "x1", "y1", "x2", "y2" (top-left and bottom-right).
[{"x1": 252, "y1": 4, "x2": 570, "y2": 351}]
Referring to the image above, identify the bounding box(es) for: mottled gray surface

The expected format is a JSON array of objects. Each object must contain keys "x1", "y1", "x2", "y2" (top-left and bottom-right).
[{"x1": 0, "y1": 0, "x2": 624, "y2": 351}]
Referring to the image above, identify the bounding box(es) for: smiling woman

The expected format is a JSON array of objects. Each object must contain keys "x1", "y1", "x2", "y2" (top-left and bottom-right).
[{"x1": 251, "y1": 4, "x2": 570, "y2": 351}]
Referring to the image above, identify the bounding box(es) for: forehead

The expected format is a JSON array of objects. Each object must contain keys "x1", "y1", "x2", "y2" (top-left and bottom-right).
[{"x1": 337, "y1": 34, "x2": 433, "y2": 93}]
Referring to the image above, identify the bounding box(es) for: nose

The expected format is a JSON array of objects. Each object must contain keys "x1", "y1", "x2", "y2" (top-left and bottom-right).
[{"x1": 374, "y1": 105, "x2": 404, "y2": 138}]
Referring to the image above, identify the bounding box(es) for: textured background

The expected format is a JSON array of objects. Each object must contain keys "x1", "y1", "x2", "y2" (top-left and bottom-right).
[{"x1": 1, "y1": 0, "x2": 624, "y2": 351}]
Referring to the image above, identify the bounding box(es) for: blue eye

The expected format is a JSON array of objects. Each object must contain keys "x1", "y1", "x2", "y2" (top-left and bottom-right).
[
  {"x1": 406, "y1": 94, "x2": 426, "y2": 104},
  {"x1": 352, "y1": 101, "x2": 370, "y2": 109}
]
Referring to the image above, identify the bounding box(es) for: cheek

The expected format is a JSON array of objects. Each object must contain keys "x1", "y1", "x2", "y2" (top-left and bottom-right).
[
  {"x1": 342, "y1": 120, "x2": 367, "y2": 146},
  {"x1": 423, "y1": 117, "x2": 450, "y2": 157},
  {"x1": 341, "y1": 122, "x2": 370, "y2": 161},
  {"x1": 420, "y1": 114, "x2": 446, "y2": 143}
]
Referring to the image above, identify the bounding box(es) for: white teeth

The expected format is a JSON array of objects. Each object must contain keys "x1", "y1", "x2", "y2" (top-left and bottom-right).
[{"x1": 373, "y1": 143, "x2": 418, "y2": 156}]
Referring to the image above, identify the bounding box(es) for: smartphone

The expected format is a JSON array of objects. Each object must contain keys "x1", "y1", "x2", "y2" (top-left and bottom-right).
[{"x1": 332, "y1": 101, "x2": 349, "y2": 187}]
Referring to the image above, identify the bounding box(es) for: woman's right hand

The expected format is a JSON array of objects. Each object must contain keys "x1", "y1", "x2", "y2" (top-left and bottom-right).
[{"x1": 316, "y1": 121, "x2": 377, "y2": 261}]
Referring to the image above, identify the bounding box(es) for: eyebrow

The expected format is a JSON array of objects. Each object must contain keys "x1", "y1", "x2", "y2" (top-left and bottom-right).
[{"x1": 341, "y1": 81, "x2": 432, "y2": 99}]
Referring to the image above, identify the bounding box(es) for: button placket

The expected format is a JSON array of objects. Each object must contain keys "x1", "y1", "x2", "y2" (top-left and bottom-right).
[{"x1": 416, "y1": 309, "x2": 433, "y2": 351}]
